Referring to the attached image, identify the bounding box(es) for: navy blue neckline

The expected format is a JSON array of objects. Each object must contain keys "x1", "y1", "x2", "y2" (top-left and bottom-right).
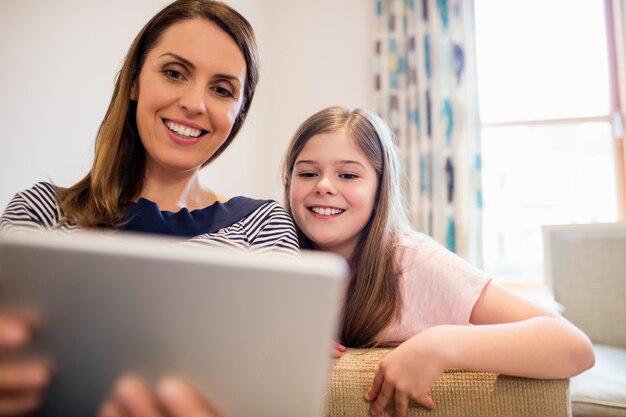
[{"x1": 121, "y1": 196, "x2": 269, "y2": 238}]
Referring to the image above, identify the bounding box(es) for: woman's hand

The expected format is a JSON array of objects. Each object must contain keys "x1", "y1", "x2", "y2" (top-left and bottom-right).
[
  {"x1": 331, "y1": 341, "x2": 346, "y2": 358},
  {"x1": 0, "y1": 313, "x2": 50, "y2": 416},
  {"x1": 98, "y1": 376, "x2": 221, "y2": 417},
  {"x1": 365, "y1": 328, "x2": 446, "y2": 417}
]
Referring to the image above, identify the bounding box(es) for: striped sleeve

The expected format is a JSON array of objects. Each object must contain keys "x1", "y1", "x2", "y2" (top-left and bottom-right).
[
  {"x1": 0, "y1": 182, "x2": 64, "y2": 234},
  {"x1": 244, "y1": 201, "x2": 299, "y2": 256},
  {"x1": 185, "y1": 200, "x2": 299, "y2": 256}
]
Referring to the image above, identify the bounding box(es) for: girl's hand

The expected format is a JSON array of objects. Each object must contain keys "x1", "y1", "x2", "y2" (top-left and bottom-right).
[
  {"x1": 0, "y1": 314, "x2": 51, "y2": 417},
  {"x1": 98, "y1": 376, "x2": 221, "y2": 417},
  {"x1": 365, "y1": 329, "x2": 446, "y2": 417},
  {"x1": 332, "y1": 341, "x2": 346, "y2": 358}
]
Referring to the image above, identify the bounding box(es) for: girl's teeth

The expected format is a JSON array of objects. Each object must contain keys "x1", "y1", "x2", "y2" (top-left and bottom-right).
[
  {"x1": 312, "y1": 207, "x2": 344, "y2": 216},
  {"x1": 165, "y1": 120, "x2": 202, "y2": 138}
]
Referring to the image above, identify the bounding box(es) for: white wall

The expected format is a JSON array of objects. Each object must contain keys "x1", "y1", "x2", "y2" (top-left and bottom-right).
[{"x1": 0, "y1": 0, "x2": 372, "y2": 210}]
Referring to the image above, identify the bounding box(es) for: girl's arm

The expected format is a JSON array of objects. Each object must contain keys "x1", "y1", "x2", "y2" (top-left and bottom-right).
[
  {"x1": 366, "y1": 281, "x2": 595, "y2": 417},
  {"x1": 449, "y1": 281, "x2": 595, "y2": 377}
]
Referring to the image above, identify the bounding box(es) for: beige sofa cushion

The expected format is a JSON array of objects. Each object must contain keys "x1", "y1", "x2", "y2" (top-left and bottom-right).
[
  {"x1": 326, "y1": 348, "x2": 570, "y2": 417},
  {"x1": 570, "y1": 344, "x2": 626, "y2": 417}
]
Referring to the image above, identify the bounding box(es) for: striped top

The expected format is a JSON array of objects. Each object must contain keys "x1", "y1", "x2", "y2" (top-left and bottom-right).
[{"x1": 0, "y1": 182, "x2": 299, "y2": 256}]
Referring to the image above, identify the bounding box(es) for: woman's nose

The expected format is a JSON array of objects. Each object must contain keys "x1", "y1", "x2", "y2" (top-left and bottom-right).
[
  {"x1": 315, "y1": 177, "x2": 336, "y2": 194},
  {"x1": 179, "y1": 85, "x2": 207, "y2": 115}
]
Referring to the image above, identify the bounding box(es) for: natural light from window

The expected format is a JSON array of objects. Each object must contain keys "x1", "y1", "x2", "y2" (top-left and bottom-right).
[{"x1": 475, "y1": 0, "x2": 618, "y2": 282}]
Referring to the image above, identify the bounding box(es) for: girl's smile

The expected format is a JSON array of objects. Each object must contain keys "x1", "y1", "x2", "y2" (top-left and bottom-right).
[{"x1": 289, "y1": 129, "x2": 379, "y2": 258}]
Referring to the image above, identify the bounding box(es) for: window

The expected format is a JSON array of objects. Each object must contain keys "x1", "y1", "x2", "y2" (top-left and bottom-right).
[{"x1": 474, "y1": 0, "x2": 624, "y2": 282}]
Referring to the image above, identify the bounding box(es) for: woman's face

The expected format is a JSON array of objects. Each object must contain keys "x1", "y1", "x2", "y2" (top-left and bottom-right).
[{"x1": 133, "y1": 18, "x2": 246, "y2": 178}]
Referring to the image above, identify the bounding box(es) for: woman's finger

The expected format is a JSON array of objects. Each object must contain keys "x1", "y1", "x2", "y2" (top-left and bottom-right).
[
  {"x1": 114, "y1": 376, "x2": 162, "y2": 417},
  {"x1": 0, "y1": 317, "x2": 28, "y2": 350},
  {"x1": 0, "y1": 394, "x2": 42, "y2": 416},
  {"x1": 0, "y1": 362, "x2": 49, "y2": 392},
  {"x1": 156, "y1": 377, "x2": 221, "y2": 417},
  {"x1": 98, "y1": 399, "x2": 130, "y2": 417}
]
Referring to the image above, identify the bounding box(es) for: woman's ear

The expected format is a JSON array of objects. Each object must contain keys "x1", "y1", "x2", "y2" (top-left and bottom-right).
[{"x1": 130, "y1": 81, "x2": 138, "y2": 101}]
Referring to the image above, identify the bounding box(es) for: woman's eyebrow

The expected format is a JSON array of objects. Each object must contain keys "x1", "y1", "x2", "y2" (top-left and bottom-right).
[
  {"x1": 159, "y1": 52, "x2": 195, "y2": 69},
  {"x1": 158, "y1": 52, "x2": 243, "y2": 86}
]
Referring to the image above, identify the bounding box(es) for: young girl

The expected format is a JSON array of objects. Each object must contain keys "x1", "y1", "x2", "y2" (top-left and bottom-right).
[{"x1": 282, "y1": 106, "x2": 595, "y2": 417}]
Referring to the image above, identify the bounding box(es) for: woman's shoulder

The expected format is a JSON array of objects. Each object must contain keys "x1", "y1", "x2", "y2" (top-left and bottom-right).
[
  {"x1": 6, "y1": 181, "x2": 59, "y2": 209},
  {"x1": 188, "y1": 198, "x2": 298, "y2": 254},
  {"x1": 228, "y1": 197, "x2": 290, "y2": 222},
  {"x1": 16, "y1": 181, "x2": 58, "y2": 198},
  {"x1": 0, "y1": 181, "x2": 65, "y2": 232}
]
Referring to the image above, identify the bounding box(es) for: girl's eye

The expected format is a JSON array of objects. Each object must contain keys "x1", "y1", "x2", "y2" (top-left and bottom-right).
[
  {"x1": 339, "y1": 173, "x2": 358, "y2": 180},
  {"x1": 297, "y1": 172, "x2": 317, "y2": 178}
]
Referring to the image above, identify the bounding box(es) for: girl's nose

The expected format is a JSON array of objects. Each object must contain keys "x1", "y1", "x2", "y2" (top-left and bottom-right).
[
  {"x1": 179, "y1": 85, "x2": 207, "y2": 115},
  {"x1": 315, "y1": 176, "x2": 336, "y2": 195}
]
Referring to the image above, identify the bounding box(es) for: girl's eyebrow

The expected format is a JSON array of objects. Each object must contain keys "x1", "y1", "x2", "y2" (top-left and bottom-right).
[
  {"x1": 336, "y1": 160, "x2": 366, "y2": 167},
  {"x1": 158, "y1": 52, "x2": 243, "y2": 86},
  {"x1": 295, "y1": 159, "x2": 366, "y2": 168},
  {"x1": 294, "y1": 160, "x2": 317, "y2": 166}
]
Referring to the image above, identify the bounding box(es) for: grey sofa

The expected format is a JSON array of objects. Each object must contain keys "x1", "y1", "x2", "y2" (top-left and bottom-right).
[{"x1": 543, "y1": 223, "x2": 626, "y2": 417}]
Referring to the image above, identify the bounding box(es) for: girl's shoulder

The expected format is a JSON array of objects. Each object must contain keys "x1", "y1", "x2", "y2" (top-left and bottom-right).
[{"x1": 395, "y1": 230, "x2": 441, "y2": 255}]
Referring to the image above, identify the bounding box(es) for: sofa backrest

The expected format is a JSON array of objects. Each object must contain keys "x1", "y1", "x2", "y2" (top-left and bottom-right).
[{"x1": 543, "y1": 222, "x2": 626, "y2": 348}]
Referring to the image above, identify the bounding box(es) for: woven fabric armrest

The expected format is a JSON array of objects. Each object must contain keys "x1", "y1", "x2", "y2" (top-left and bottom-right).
[{"x1": 326, "y1": 348, "x2": 571, "y2": 417}]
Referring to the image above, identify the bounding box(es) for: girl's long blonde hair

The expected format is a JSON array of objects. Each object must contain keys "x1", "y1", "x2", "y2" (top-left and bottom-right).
[
  {"x1": 283, "y1": 106, "x2": 411, "y2": 347},
  {"x1": 56, "y1": 0, "x2": 259, "y2": 228}
]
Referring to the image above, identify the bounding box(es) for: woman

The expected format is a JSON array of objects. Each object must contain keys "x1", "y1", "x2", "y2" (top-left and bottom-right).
[{"x1": 0, "y1": 1, "x2": 297, "y2": 415}]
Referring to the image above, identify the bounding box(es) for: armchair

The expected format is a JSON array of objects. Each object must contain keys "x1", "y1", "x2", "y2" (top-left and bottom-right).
[{"x1": 543, "y1": 223, "x2": 626, "y2": 417}]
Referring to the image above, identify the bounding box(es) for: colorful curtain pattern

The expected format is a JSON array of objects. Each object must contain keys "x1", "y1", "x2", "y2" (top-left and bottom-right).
[{"x1": 373, "y1": 0, "x2": 483, "y2": 264}]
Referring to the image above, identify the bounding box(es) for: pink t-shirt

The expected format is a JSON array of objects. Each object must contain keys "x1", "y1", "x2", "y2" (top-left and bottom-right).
[{"x1": 379, "y1": 232, "x2": 491, "y2": 345}]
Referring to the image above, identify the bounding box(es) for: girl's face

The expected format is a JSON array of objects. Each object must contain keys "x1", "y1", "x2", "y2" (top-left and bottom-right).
[
  {"x1": 133, "y1": 18, "x2": 246, "y2": 179},
  {"x1": 289, "y1": 129, "x2": 379, "y2": 258}
]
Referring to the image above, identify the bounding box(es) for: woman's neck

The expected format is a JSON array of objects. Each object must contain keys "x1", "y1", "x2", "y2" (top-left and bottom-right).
[{"x1": 138, "y1": 168, "x2": 220, "y2": 212}]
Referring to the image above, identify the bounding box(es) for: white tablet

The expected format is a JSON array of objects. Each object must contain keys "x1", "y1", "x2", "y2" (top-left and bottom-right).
[{"x1": 0, "y1": 230, "x2": 347, "y2": 417}]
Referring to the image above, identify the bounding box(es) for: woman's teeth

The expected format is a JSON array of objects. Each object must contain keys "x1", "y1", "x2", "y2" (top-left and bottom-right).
[
  {"x1": 165, "y1": 120, "x2": 203, "y2": 138},
  {"x1": 311, "y1": 207, "x2": 345, "y2": 216}
]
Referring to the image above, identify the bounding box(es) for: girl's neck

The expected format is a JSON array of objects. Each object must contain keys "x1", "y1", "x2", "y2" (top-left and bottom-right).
[{"x1": 315, "y1": 241, "x2": 357, "y2": 261}]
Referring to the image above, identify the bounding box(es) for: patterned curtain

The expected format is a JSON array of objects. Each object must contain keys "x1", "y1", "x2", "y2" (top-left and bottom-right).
[{"x1": 373, "y1": 0, "x2": 483, "y2": 264}]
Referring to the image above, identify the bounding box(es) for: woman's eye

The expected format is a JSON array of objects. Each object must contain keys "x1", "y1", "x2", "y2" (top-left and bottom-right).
[
  {"x1": 163, "y1": 69, "x2": 184, "y2": 81},
  {"x1": 213, "y1": 86, "x2": 234, "y2": 98}
]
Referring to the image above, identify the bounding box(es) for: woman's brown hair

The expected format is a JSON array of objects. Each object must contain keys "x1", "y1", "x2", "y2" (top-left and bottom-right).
[
  {"x1": 56, "y1": 0, "x2": 259, "y2": 228},
  {"x1": 283, "y1": 107, "x2": 411, "y2": 347}
]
